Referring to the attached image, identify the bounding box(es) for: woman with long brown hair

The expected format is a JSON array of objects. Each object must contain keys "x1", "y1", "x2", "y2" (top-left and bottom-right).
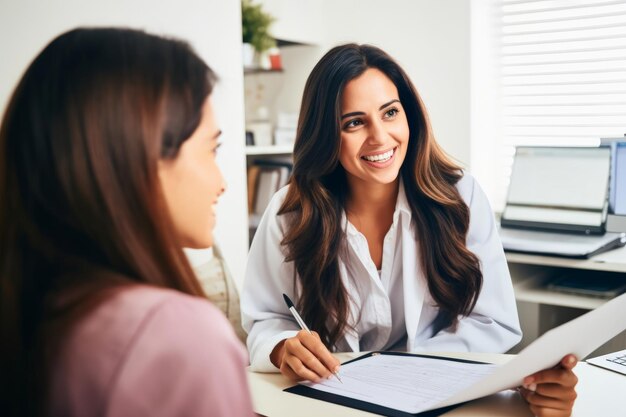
[
  {"x1": 242, "y1": 44, "x2": 577, "y2": 416},
  {"x1": 0, "y1": 28, "x2": 254, "y2": 416}
]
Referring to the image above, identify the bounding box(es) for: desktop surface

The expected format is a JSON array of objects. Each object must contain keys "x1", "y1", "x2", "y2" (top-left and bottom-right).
[{"x1": 247, "y1": 351, "x2": 626, "y2": 417}]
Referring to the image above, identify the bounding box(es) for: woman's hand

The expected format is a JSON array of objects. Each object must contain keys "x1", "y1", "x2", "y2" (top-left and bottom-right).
[
  {"x1": 270, "y1": 330, "x2": 341, "y2": 383},
  {"x1": 519, "y1": 354, "x2": 578, "y2": 417}
]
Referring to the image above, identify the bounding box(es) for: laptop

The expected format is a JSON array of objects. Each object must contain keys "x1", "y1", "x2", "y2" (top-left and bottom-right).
[
  {"x1": 498, "y1": 147, "x2": 626, "y2": 258},
  {"x1": 587, "y1": 349, "x2": 626, "y2": 376}
]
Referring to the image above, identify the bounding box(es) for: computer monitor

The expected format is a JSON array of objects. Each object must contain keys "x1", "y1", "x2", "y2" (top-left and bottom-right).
[{"x1": 501, "y1": 146, "x2": 611, "y2": 234}]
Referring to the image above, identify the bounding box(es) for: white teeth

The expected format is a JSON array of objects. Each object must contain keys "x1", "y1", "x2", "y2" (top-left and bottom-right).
[{"x1": 362, "y1": 149, "x2": 394, "y2": 162}]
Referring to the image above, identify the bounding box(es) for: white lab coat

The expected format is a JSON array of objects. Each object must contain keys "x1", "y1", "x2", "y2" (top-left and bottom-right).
[{"x1": 241, "y1": 173, "x2": 522, "y2": 372}]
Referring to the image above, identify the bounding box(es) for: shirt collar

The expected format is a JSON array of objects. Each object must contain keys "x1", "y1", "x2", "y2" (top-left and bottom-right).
[
  {"x1": 342, "y1": 180, "x2": 413, "y2": 236},
  {"x1": 395, "y1": 180, "x2": 413, "y2": 220}
]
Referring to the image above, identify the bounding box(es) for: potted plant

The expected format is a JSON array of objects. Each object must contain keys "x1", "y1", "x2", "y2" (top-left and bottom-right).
[{"x1": 241, "y1": 0, "x2": 276, "y2": 68}]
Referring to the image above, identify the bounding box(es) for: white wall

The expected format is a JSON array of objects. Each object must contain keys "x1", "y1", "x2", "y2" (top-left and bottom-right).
[
  {"x1": 262, "y1": 0, "x2": 472, "y2": 167},
  {"x1": 324, "y1": 0, "x2": 471, "y2": 167},
  {"x1": 470, "y1": 0, "x2": 501, "y2": 209},
  {"x1": 257, "y1": 0, "x2": 327, "y2": 45},
  {"x1": 0, "y1": 0, "x2": 249, "y2": 286}
]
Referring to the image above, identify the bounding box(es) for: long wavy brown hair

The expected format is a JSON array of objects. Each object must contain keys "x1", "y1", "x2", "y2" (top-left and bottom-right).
[
  {"x1": 279, "y1": 44, "x2": 482, "y2": 349},
  {"x1": 0, "y1": 28, "x2": 213, "y2": 416}
]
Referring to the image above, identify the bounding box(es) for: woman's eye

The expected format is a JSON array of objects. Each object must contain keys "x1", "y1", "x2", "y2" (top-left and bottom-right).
[
  {"x1": 213, "y1": 142, "x2": 222, "y2": 155},
  {"x1": 343, "y1": 119, "x2": 363, "y2": 129},
  {"x1": 384, "y1": 108, "x2": 399, "y2": 118}
]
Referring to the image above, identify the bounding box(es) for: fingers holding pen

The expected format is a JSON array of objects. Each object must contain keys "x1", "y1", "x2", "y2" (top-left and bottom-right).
[
  {"x1": 281, "y1": 353, "x2": 324, "y2": 382},
  {"x1": 283, "y1": 333, "x2": 329, "y2": 382},
  {"x1": 278, "y1": 294, "x2": 342, "y2": 383},
  {"x1": 301, "y1": 331, "x2": 341, "y2": 374},
  {"x1": 280, "y1": 330, "x2": 341, "y2": 382}
]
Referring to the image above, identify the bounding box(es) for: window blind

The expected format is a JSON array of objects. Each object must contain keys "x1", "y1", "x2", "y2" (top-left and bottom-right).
[{"x1": 495, "y1": 0, "x2": 626, "y2": 205}]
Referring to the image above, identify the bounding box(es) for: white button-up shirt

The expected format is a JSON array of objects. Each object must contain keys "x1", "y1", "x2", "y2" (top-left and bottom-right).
[{"x1": 242, "y1": 174, "x2": 522, "y2": 372}]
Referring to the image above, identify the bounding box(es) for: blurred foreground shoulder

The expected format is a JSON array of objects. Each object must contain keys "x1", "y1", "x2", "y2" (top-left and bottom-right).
[
  {"x1": 51, "y1": 286, "x2": 255, "y2": 417},
  {"x1": 108, "y1": 287, "x2": 255, "y2": 417}
]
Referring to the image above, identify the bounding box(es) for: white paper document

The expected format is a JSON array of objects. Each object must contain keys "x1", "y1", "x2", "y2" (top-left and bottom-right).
[
  {"x1": 299, "y1": 292, "x2": 626, "y2": 414},
  {"x1": 302, "y1": 354, "x2": 498, "y2": 414}
]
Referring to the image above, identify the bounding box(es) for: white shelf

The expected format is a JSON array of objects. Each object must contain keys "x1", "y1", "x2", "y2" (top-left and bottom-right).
[
  {"x1": 245, "y1": 145, "x2": 293, "y2": 156},
  {"x1": 506, "y1": 245, "x2": 626, "y2": 273},
  {"x1": 244, "y1": 67, "x2": 284, "y2": 75},
  {"x1": 513, "y1": 276, "x2": 608, "y2": 310}
]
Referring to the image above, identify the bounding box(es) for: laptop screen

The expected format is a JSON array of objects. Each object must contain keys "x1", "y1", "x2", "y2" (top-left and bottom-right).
[{"x1": 501, "y1": 147, "x2": 611, "y2": 233}]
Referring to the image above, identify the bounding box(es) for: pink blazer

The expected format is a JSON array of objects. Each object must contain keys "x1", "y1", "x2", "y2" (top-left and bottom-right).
[{"x1": 49, "y1": 285, "x2": 255, "y2": 417}]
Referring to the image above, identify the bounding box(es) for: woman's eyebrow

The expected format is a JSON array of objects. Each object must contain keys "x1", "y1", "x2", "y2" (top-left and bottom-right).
[
  {"x1": 340, "y1": 99, "x2": 401, "y2": 120},
  {"x1": 379, "y1": 99, "x2": 400, "y2": 110},
  {"x1": 341, "y1": 111, "x2": 364, "y2": 120}
]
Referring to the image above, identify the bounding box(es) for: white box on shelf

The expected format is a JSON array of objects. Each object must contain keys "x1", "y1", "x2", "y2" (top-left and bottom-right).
[
  {"x1": 274, "y1": 128, "x2": 296, "y2": 146},
  {"x1": 277, "y1": 111, "x2": 299, "y2": 129},
  {"x1": 247, "y1": 121, "x2": 273, "y2": 146}
]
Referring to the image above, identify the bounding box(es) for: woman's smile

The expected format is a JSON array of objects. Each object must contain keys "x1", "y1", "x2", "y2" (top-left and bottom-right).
[{"x1": 360, "y1": 147, "x2": 397, "y2": 167}]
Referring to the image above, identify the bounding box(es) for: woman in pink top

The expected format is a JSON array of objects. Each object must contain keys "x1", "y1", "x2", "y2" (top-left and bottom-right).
[{"x1": 0, "y1": 28, "x2": 254, "y2": 417}]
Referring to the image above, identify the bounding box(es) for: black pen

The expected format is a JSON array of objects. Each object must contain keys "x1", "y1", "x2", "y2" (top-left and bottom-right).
[{"x1": 282, "y1": 293, "x2": 343, "y2": 383}]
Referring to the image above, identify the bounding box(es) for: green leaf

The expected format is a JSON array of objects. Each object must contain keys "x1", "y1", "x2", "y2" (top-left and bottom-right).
[{"x1": 241, "y1": 0, "x2": 276, "y2": 53}]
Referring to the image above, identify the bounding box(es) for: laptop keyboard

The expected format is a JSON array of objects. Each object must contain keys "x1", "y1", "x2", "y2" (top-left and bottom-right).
[
  {"x1": 607, "y1": 353, "x2": 626, "y2": 366},
  {"x1": 587, "y1": 349, "x2": 626, "y2": 375}
]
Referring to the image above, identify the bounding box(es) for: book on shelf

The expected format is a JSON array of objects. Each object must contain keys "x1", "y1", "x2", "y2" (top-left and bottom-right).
[
  {"x1": 247, "y1": 160, "x2": 293, "y2": 218},
  {"x1": 247, "y1": 165, "x2": 261, "y2": 213},
  {"x1": 254, "y1": 168, "x2": 281, "y2": 215}
]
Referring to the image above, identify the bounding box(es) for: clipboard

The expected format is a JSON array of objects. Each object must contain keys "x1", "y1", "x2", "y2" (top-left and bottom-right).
[
  {"x1": 283, "y1": 293, "x2": 626, "y2": 416},
  {"x1": 284, "y1": 351, "x2": 491, "y2": 417}
]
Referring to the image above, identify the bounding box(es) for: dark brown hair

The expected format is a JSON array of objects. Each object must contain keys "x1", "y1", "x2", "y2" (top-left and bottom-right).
[
  {"x1": 279, "y1": 44, "x2": 482, "y2": 348},
  {"x1": 0, "y1": 28, "x2": 215, "y2": 416}
]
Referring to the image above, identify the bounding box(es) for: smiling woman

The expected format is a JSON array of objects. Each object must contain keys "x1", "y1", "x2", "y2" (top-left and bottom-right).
[
  {"x1": 339, "y1": 70, "x2": 409, "y2": 188},
  {"x1": 158, "y1": 98, "x2": 226, "y2": 249},
  {"x1": 244, "y1": 44, "x2": 487, "y2": 358},
  {"x1": 241, "y1": 43, "x2": 578, "y2": 417}
]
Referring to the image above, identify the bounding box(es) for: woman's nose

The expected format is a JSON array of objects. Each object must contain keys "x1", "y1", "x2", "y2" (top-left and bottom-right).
[
  {"x1": 218, "y1": 172, "x2": 227, "y2": 196},
  {"x1": 367, "y1": 119, "x2": 388, "y2": 144}
]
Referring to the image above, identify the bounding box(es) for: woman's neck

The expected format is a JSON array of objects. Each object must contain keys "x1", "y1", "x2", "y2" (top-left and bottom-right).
[
  {"x1": 344, "y1": 176, "x2": 400, "y2": 270},
  {"x1": 345, "y1": 176, "x2": 400, "y2": 219}
]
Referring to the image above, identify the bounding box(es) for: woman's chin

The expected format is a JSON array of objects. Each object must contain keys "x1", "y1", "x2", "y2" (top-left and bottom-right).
[{"x1": 181, "y1": 233, "x2": 214, "y2": 250}]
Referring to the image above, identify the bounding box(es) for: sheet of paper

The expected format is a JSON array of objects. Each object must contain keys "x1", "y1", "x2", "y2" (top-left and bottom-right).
[
  {"x1": 297, "y1": 292, "x2": 626, "y2": 414},
  {"x1": 301, "y1": 354, "x2": 498, "y2": 414},
  {"x1": 433, "y1": 291, "x2": 626, "y2": 410}
]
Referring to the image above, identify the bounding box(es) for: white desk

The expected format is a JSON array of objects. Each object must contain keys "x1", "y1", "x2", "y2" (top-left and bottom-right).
[{"x1": 247, "y1": 352, "x2": 626, "y2": 417}]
